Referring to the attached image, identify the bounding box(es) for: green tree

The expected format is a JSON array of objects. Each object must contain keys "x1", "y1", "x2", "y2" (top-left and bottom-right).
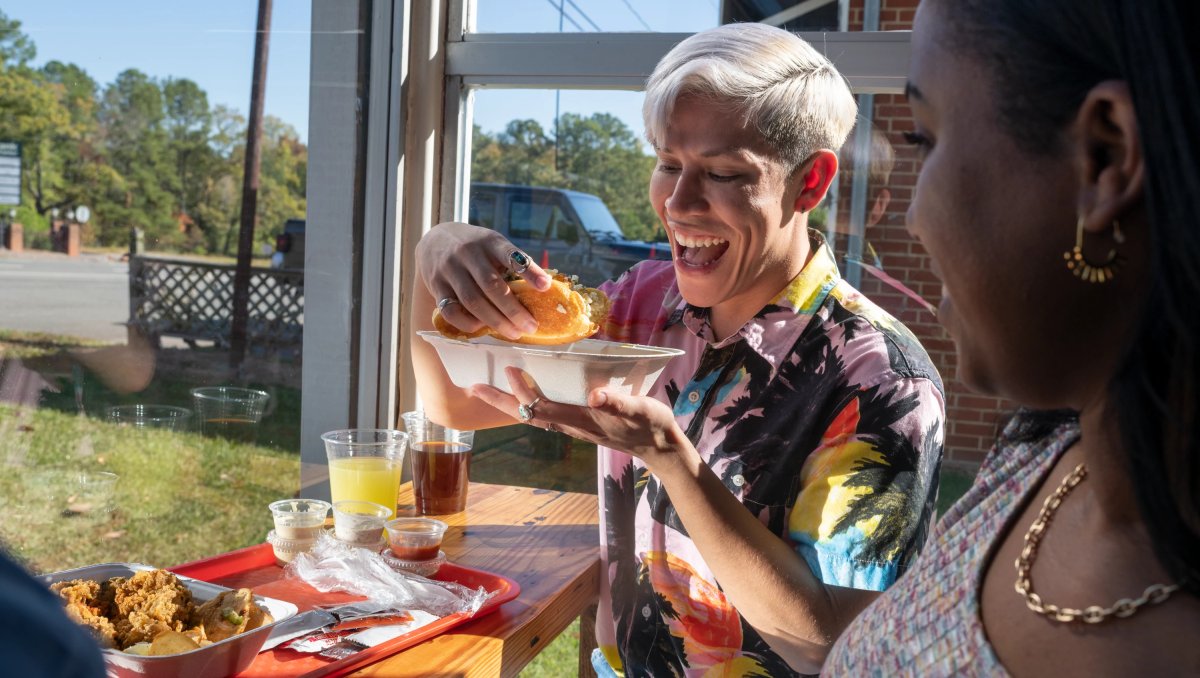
[
  {"x1": 162, "y1": 77, "x2": 215, "y2": 227},
  {"x1": 192, "y1": 105, "x2": 244, "y2": 253},
  {"x1": 97, "y1": 69, "x2": 176, "y2": 247},
  {"x1": 256, "y1": 115, "x2": 307, "y2": 252},
  {"x1": 472, "y1": 114, "x2": 663, "y2": 242},
  {"x1": 0, "y1": 10, "x2": 35, "y2": 70},
  {"x1": 556, "y1": 113, "x2": 660, "y2": 241},
  {"x1": 34, "y1": 60, "x2": 121, "y2": 239}
]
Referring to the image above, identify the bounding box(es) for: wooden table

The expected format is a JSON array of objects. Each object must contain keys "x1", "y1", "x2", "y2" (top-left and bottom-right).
[{"x1": 349, "y1": 482, "x2": 600, "y2": 677}]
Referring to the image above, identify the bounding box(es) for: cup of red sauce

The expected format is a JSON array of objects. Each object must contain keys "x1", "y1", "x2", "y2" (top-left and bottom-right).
[{"x1": 385, "y1": 517, "x2": 448, "y2": 561}]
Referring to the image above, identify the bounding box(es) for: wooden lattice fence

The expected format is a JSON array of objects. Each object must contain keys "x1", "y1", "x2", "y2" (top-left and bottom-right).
[{"x1": 128, "y1": 255, "x2": 304, "y2": 352}]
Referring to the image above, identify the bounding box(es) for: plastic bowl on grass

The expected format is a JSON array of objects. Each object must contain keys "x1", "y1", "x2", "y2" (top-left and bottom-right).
[{"x1": 417, "y1": 331, "x2": 685, "y2": 406}]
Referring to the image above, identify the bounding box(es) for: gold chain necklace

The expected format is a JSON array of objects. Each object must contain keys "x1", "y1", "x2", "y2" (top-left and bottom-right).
[{"x1": 1014, "y1": 462, "x2": 1182, "y2": 623}]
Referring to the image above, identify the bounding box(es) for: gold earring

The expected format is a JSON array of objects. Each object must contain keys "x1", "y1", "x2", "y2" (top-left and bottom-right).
[{"x1": 1064, "y1": 217, "x2": 1123, "y2": 283}]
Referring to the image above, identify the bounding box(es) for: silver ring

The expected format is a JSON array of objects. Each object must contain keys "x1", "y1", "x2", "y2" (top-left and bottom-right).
[
  {"x1": 544, "y1": 422, "x2": 558, "y2": 433},
  {"x1": 436, "y1": 297, "x2": 459, "y2": 312},
  {"x1": 516, "y1": 396, "x2": 542, "y2": 423},
  {"x1": 509, "y1": 250, "x2": 531, "y2": 274}
]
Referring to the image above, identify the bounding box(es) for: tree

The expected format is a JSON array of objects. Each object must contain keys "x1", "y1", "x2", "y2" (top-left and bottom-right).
[
  {"x1": 556, "y1": 113, "x2": 660, "y2": 241},
  {"x1": 255, "y1": 115, "x2": 306, "y2": 252},
  {"x1": 34, "y1": 61, "x2": 119, "y2": 236},
  {"x1": 162, "y1": 77, "x2": 215, "y2": 222},
  {"x1": 97, "y1": 69, "x2": 177, "y2": 247},
  {"x1": 472, "y1": 114, "x2": 663, "y2": 242},
  {"x1": 0, "y1": 10, "x2": 35, "y2": 70}
]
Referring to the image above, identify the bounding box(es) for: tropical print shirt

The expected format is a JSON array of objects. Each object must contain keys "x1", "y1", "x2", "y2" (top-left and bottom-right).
[{"x1": 593, "y1": 232, "x2": 945, "y2": 677}]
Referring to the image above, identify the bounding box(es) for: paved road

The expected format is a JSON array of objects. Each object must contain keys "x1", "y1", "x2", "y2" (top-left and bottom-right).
[{"x1": 0, "y1": 252, "x2": 129, "y2": 343}]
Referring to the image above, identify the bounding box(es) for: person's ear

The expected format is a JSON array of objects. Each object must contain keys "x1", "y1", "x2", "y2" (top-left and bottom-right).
[
  {"x1": 1074, "y1": 80, "x2": 1144, "y2": 233},
  {"x1": 793, "y1": 150, "x2": 839, "y2": 213},
  {"x1": 867, "y1": 187, "x2": 891, "y2": 227}
]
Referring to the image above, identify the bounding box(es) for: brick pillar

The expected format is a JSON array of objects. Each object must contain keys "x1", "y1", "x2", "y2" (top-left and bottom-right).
[
  {"x1": 5, "y1": 222, "x2": 21, "y2": 252},
  {"x1": 65, "y1": 222, "x2": 81, "y2": 257}
]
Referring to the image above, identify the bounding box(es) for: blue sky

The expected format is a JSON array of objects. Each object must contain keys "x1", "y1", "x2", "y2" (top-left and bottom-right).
[{"x1": 6, "y1": 1, "x2": 718, "y2": 144}]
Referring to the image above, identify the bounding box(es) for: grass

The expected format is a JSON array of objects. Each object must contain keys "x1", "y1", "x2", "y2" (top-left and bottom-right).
[{"x1": 0, "y1": 403, "x2": 299, "y2": 573}]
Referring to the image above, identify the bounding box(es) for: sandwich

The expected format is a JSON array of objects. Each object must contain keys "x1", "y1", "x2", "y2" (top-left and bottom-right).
[{"x1": 433, "y1": 272, "x2": 610, "y2": 345}]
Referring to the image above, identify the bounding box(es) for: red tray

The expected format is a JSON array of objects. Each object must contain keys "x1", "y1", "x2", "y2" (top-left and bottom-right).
[{"x1": 171, "y1": 543, "x2": 520, "y2": 677}]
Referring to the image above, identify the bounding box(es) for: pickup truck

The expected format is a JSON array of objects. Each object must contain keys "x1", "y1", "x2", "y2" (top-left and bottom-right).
[{"x1": 468, "y1": 182, "x2": 664, "y2": 287}]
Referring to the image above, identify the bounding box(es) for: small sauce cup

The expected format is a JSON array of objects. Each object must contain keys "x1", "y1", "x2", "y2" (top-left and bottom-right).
[
  {"x1": 385, "y1": 517, "x2": 448, "y2": 561},
  {"x1": 269, "y1": 498, "x2": 331, "y2": 540},
  {"x1": 332, "y1": 500, "x2": 391, "y2": 545}
]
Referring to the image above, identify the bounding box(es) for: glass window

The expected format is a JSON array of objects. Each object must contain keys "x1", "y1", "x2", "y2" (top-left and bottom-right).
[
  {"x1": 0, "y1": 1, "x2": 311, "y2": 573},
  {"x1": 474, "y1": 0, "x2": 717, "y2": 33},
  {"x1": 452, "y1": 5, "x2": 920, "y2": 492}
]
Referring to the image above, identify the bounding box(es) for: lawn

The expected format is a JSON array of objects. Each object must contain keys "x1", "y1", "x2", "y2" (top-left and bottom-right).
[{"x1": 0, "y1": 403, "x2": 300, "y2": 573}]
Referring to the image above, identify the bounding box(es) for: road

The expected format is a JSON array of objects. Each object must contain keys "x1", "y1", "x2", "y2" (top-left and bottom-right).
[{"x1": 0, "y1": 252, "x2": 129, "y2": 343}]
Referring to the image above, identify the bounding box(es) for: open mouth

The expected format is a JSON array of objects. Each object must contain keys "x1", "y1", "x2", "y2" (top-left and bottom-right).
[{"x1": 672, "y1": 232, "x2": 730, "y2": 269}]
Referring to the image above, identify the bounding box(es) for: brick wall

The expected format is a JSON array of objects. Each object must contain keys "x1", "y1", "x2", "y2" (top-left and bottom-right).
[{"x1": 839, "y1": 0, "x2": 1013, "y2": 470}]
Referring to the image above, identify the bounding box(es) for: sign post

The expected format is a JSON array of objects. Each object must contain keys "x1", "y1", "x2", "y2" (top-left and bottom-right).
[{"x1": 0, "y1": 142, "x2": 21, "y2": 206}]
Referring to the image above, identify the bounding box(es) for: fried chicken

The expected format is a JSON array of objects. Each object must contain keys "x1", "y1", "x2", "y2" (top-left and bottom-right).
[
  {"x1": 51, "y1": 569, "x2": 271, "y2": 654},
  {"x1": 50, "y1": 579, "x2": 119, "y2": 649},
  {"x1": 109, "y1": 570, "x2": 193, "y2": 648}
]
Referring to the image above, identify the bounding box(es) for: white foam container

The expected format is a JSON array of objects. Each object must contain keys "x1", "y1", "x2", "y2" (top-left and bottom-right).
[
  {"x1": 41, "y1": 562, "x2": 298, "y2": 678},
  {"x1": 418, "y1": 331, "x2": 685, "y2": 406}
]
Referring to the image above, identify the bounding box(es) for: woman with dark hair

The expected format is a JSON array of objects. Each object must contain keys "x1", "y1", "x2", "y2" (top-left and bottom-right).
[{"x1": 823, "y1": 0, "x2": 1200, "y2": 674}]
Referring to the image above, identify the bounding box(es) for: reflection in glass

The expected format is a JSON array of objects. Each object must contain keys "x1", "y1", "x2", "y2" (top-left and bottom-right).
[{"x1": 0, "y1": 4, "x2": 308, "y2": 573}]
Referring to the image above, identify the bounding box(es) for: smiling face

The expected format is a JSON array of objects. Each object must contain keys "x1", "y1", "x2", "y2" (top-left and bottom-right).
[
  {"x1": 650, "y1": 95, "x2": 811, "y2": 338},
  {"x1": 906, "y1": 1, "x2": 1144, "y2": 408}
]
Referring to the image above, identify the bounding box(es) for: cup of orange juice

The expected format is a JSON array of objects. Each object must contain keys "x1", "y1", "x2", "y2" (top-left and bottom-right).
[{"x1": 321, "y1": 429, "x2": 408, "y2": 518}]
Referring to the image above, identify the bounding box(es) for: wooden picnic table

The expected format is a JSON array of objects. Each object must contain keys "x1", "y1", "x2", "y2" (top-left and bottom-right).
[{"x1": 348, "y1": 482, "x2": 601, "y2": 677}]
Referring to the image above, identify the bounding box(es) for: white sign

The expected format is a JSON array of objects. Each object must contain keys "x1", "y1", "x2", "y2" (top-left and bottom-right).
[{"x1": 0, "y1": 142, "x2": 20, "y2": 206}]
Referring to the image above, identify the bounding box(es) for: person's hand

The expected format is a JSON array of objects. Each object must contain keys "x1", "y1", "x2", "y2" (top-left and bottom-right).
[
  {"x1": 417, "y1": 222, "x2": 552, "y2": 340},
  {"x1": 469, "y1": 367, "x2": 691, "y2": 474}
]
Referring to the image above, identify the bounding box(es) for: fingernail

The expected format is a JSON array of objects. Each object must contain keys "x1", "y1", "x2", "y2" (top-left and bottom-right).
[
  {"x1": 521, "y1": 320, "x2": 539, "y2": 334},
  {"x1": 590, "y1": 390, "x2": 607, "y2": 407}
]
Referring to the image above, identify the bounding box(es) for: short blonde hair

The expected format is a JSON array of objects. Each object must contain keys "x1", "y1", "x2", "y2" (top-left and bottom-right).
[{"x1": 643, "y1": 23, "x2": 858, "y2": 170}]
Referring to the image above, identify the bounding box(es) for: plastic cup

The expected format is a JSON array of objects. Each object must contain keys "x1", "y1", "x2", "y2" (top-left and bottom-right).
[
  {"x1": 400, "y1": 411, "x2": 474, "y2": 515},
  {"x1": 321, "y1": 429, "x2": 408, "y2": 518},
  {"x1": 332, "y1": 500, "x2": 391, "y2": 546},
  {"x1": 190, "y1": 387, "x2": 270, "y2": 442},
  {"x1": 269, "y1": 498, "x2": 330, "y2": 541},
  {"x1": 384, "y1": 517, "x2": 448, "y2": 561},
  {"x1": 105, "y1": 404, "x2": 192, "y2": 431}
]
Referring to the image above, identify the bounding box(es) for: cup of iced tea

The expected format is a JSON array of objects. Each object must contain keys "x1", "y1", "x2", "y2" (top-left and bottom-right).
[
  {"x1": 321, "y1": 429, "x2": 408, "y2": 518},
  {"x1": 190, "y1": 387, "x2": 270, "y2": 443},
  {"x1": 400, "y1": 411, "x2": 474, "y2": 515}
]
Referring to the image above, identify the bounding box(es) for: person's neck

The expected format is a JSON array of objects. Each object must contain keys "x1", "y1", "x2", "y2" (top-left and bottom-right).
[{"x1": 1074, "y1": 401, "x2": 1143, "y2": 526}]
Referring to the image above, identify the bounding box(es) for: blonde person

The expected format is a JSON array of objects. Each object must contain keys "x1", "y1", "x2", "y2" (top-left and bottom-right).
[
  {"x1": 824, "y1": 0, "x2": 1200, "y2": 675},
  {"x1": 412, "y1": 23, "x2": 944, "y2": 675}
]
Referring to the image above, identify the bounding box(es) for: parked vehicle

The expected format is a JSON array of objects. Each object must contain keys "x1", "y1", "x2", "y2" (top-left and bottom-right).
[
  {"x1": 468, "y1": 182, "x2": 663, "y2": 287},
  {"x1": 273, "y1": 218, "x2": 306, "y2": 269}
]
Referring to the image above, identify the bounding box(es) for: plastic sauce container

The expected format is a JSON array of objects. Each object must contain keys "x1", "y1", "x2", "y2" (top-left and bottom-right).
[
  {"x1": 332, "y1": 500, "x2": 391, "y2": 545},
  {"x1": 269, "y1": 498, "x2": 331, "y2": 541},
  {"x1": 266, "y1": 530, "x2": 317, "y2": 565},
  {"x1": 385, "y1": 517, "x2": 448, "y2": 561}
]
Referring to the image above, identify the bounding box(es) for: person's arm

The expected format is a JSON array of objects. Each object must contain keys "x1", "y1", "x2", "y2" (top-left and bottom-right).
[
  {"x1": 409, "y1": 222, "x2": 552, "y2": 428},
  {"x1": 471, "y1": 368, "x2": 944, "y2": 673}
]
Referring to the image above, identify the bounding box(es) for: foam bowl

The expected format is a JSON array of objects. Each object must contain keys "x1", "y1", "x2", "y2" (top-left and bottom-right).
[
  {"x1": 41, "y1": 562, "x2": 297, "y2": 678},
  {"x1": 418, "y1": 331, "x2": 685, "y2": 406}
]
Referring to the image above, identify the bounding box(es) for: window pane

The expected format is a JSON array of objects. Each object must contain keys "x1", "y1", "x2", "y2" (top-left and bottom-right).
[
  {"x1": 474, "y1": 0, "x2": 717, "y2": 33},
  {"x1": 467, "y1": 88, "x2": 673, "y2": 492},
  {"x1": 471, "y1": 0, "x2": 906, "y2": 34},
  {"x1": 0, "y1": 2, "x2": 310, "y2": 573}
]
